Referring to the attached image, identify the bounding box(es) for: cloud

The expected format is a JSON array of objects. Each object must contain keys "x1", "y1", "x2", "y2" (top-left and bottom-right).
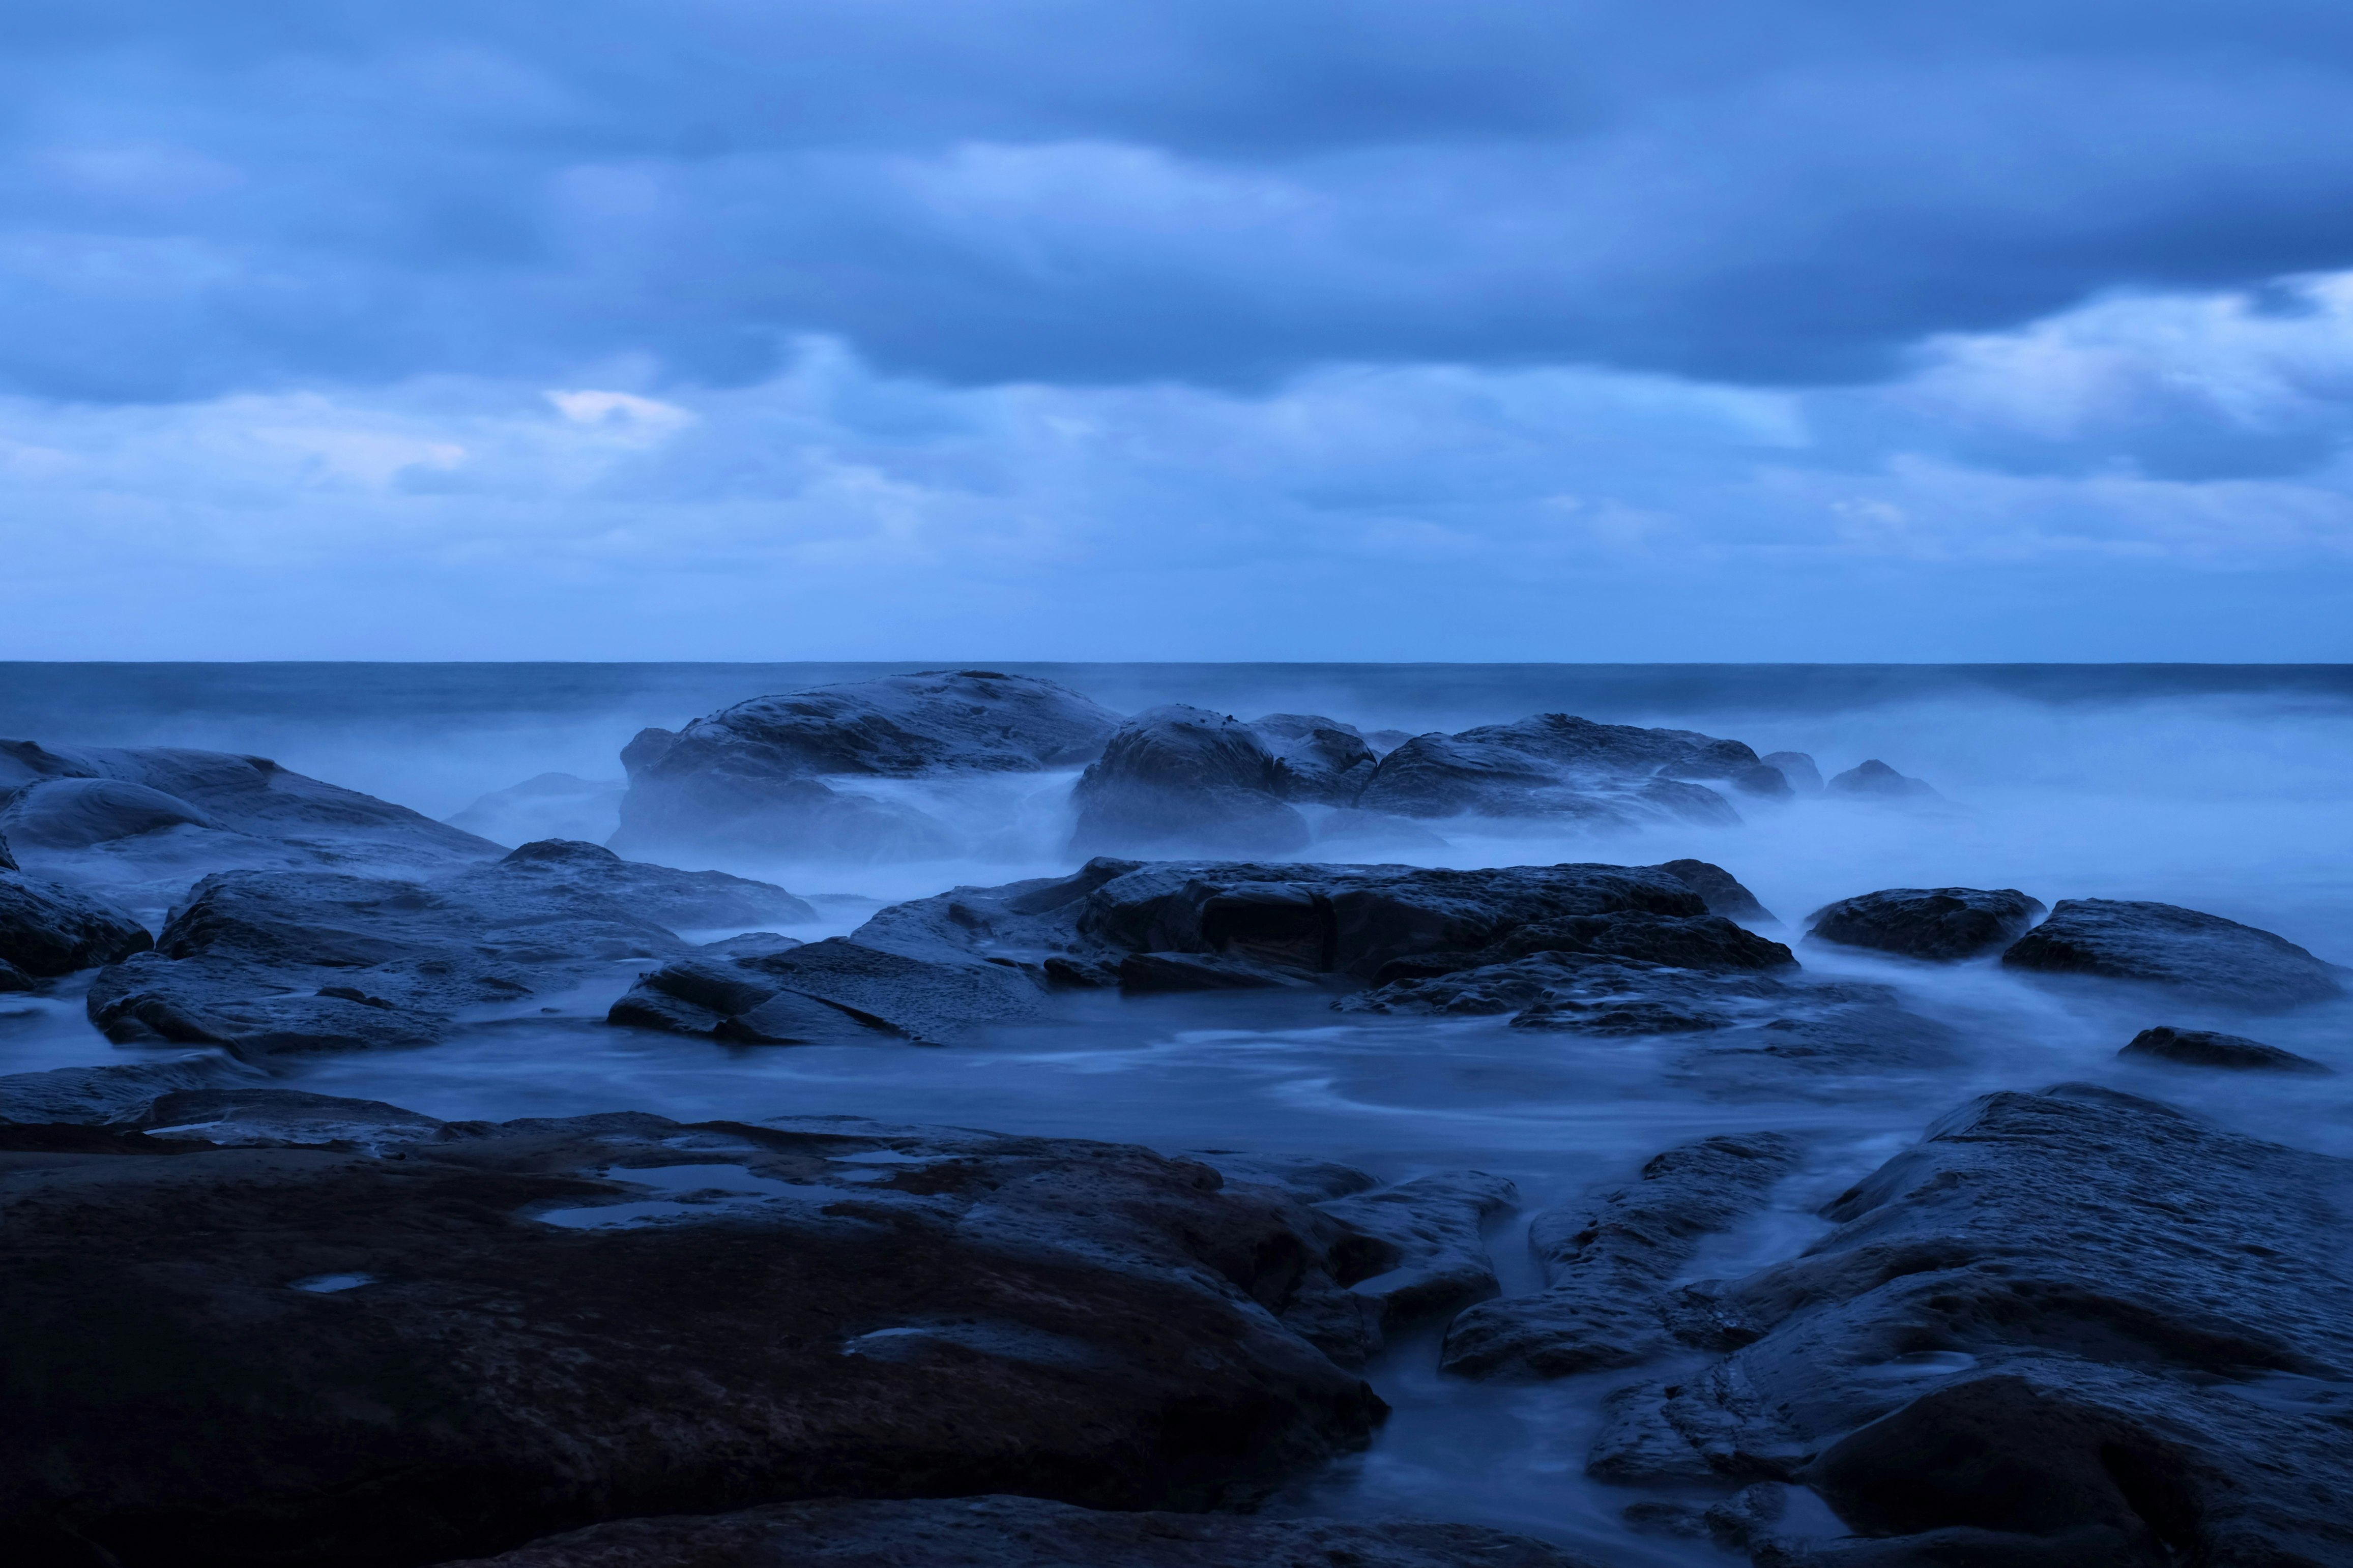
[{"x1": 8, "y1": 2, "x2": 2353, "y2": 396}]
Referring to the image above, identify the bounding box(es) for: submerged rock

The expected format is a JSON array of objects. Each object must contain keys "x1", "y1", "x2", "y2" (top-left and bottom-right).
[
  {"x1": 1442, "y1": 1133, "x2": 1802, "y2": 1378},
  {"x1": 1586, "y1": 1084, "x2": 2353, "y2": 1565},
  {"x1": 444, "y1": 772, "x2": 627, "y2": 848},
  {"x1": 0, "y1": 869, "x2": 152, "y2": 977},
  {"x1": 613, "y1": 671, "x2": 1121, "y2": 861},
  {"x1": 1806, "y1": 886, "x2": 2045, "y2": 961},
  {"x1": 2000, "y1": 897, "x2": 2345, "y2": 1009},
  {"x1": 1824, "y1": 759, "x2": 1939, "y2": 800},
  {"x1": 0, "y1": 1103, "x2": 1443, "y2": 1567},
  {"x1": 2118, "y1": 1024, "x2": 2334, "y2": 1075},
  {"x1": 429, "y1": 1494, "x2": 1603, "y2": 1568},
  {"x1": 1070, "y1": 706, "x2": 1309, "y2": 856}
]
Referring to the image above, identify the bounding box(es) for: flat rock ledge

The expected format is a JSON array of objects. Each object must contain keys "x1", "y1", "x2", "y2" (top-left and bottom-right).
[{"x1": 429, "y1": 1494, "x2": 1606, "y2": 1568}]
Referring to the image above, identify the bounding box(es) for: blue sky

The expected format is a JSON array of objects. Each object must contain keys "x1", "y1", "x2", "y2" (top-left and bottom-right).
[{"x1": 4, "y1": 1, "x2": 2351, "y2": 660}]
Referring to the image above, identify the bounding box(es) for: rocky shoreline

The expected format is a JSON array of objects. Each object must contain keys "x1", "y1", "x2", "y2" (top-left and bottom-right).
[{"x1": 5, "y1": 671, "x2": 2350, "y2": 1567}]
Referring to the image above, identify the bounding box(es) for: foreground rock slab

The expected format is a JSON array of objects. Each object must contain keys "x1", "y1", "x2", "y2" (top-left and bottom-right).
[
  {"x1": 0, "y1": 1098, "x2": 1419, "y2": 1568},
  {"x1": 431, "y1": 1494, "x2": 1603, "y2": 1568},
  {"x1": 2000, "y1": 897, "x2": 2345, "y2": 1009},
  {"x1": 1585, "y1": 1084, "x2": 2353, "y2": 1565}
]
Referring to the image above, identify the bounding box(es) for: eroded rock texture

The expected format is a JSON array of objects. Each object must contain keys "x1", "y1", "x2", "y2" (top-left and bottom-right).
[
  {"x1": 0, "y1": 1099, "x2": 1441, "y2": 1568},
  {"x1": 1584, "y1": 1084, "x2": 2353, "y2": 1566},
  {"x1": 2001, "y1": 897, "x2": 2345, "y2": 1009}
]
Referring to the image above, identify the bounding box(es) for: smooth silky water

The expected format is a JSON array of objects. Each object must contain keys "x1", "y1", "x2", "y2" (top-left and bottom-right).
[{"x1": 5, "y1": 664, "x2": 2350, "y2": 1562}]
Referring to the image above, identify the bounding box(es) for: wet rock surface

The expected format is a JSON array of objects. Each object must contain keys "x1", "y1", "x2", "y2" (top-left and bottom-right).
[
  {"x1": 2000, "y1": 896, "x2": 2346, "y2": 1008},
  {"x1": 1441, "y1": 1133, "x2": 1803, "y2": 1378},
  {"x1": 1806, "y1": 886, "x2": 2045, "y2": 961},
  {"x1": 609, "y1": 933, "x2": 1042, "y2": 1044},
  {"x1": 1581, "y1": 1084, "x2": 2353, "y2": 1565},
  {"x1": 0, "y1": 1053, "x2": 258, "y2": 1125},
  {"x1": 428, "y1": 1494, "x2": 1604, "y2": 1568},
  {"x1": 0, "y1": 870, "x2": 153, "y2": 977},
  {"x1": 2118, "y1": 1024, "x2": 2335, "y2": 1075},
  {"x1": 613, "y1": 671, "x2": 1121, "y2": 861},
  {"x1": 0, "y1": 1096, "x2": 1493, "y2": 1568},
  {"x1": 85, "y1": 865, "x2": 686, "y2": 1059},
  {"x1": 1250, "y1": 713, "x2": 1382, "y2": 806},
  {"x1": 1070, "y1": 705, "x2": 1309, "y2": 856},
  {"x1": 451, "y1": 839, "x2": 816, "y2": 931}
]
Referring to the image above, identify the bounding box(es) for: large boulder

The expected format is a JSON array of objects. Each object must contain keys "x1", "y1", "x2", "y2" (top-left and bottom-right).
[
  {"x1": 2000, "y1": 897, "x2": 2345, "y2": 1009},
  {"x1": 612, "y1": 671, "x2": 1122, "y2": 862},
  {"x1": 0, "y1": 870, "x2": 152, "y2": 977},
  {"x1": 1249, "y1": 714, "x2": 1380, "y2": 806},
  {"x1": 1806, "y1": 887, "x2": 2045, "y2": 961},
  {"x1": 451, "y1": 840, "x2": 816, "y2": 931},
  {"x1": 1580, "y1": 1085, "x2": 2353, "y2": 1564},
  {"x1": 429, "y1": 1495, "x2": 1603, "y2": 1568},
  {"x1": 84, "y1": 863, "x2": 689, "y2": 1059},
  {"x1": 2118, "y1": 1025, "x2": 2334, "y2": 1076},
  {"x1": 0, "y1": 1098, "x2": 1505, "y2": 1567},
  {"x1": 1353, "y1": 714, "x2": 1766, "y2": 827},
  {"x1": 1070, "y1": 707, "x2": 1309, "y2": 856},
  {"x1": 850, "y1": 857, "x2": 1770, "y2": 993},
  {"x1": 1441, "y1": 1133, "x2": 1802, "y2": 1378}
]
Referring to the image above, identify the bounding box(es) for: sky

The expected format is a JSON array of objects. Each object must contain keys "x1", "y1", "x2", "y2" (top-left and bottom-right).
[{"x1": 4, "y1": 0, "x2": 2352, "y2": 662}]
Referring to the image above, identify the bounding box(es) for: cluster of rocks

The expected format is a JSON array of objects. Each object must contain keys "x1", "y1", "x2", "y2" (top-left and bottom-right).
[
  {"x1": 0, "y1": 1085, "x2": 1576, "y2": 1568},
  {"x1": 601, "y1": 671, "x2": 1944, "y2": 863},
  {"x1": 1803, "y1": 883, "x2": 2347, "y2": 1010}
]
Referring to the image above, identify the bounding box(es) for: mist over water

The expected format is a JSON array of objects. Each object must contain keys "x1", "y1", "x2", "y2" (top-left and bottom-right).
[{"x1": 5, "y1": 661, "x2": 2351, "y2": 1563}]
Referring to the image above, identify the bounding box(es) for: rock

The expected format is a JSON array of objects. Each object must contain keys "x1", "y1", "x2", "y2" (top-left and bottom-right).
[
  {"x1": 1585, "y1": 1084, "x2": 2353, "y2": 1564},
  {"x1": 1316, "y1": 1171, "x2": 1520, "y2": 1334},
  {"x1": 1070, "y1": 706, "x2": 1310, "y2": 856},
  {"x1": 427, "y1": 1494, "x2": 1604, "y2": 1568},
  {"x1": 445, "y1": 773, "x2": 627, "y2": 847},
  {"x1": 0, "y1": 828, "x2": 14, "y2": 870},
  {"x1": 0, "y1": 1108, "x2": 1402, "y2": 1566},
  {"x1": 1251, "y1": 714, "x2": 1380, "y2": 806},
  {"x1": 1806, "y1": 887, "x2": 2045, "y2": 961},
  {"x1": 1761, "y1": 752, "x2": 1823, "y2": 795},
  {"x1": 1354, "y1": 714, "x2": 1756, "y2": 827},
  {"x1": 2000, "y1": 897, "x2": 2345, "y2": 1009},
  {"x1": 1824, "y1": 759, "x2": 1939, "y2": 800},
  {"x1": 85, "y1": 866, "x2": 686, "y2": 1059},
  {"x1": 0, "y1": 957, "x2": 32, "y2": 993},
  {"x1": 612, "y1": 671, "x2": 1121, "y2": 861},
  {"x1": 0, "y1": 1054, "x2": 258, "y2": 1125},
  {"x1": 1440, "y1": 1134, "x2": 1801, "y2": 1378},
  {"x1": 0, "y1": 738, "x2": 500, "y2": 884},
  {"x1": 1648, "y1": 857, "x2": 1777, "y2": 924},
  {"x1": 1115, "y1": 951, "x2": 1316, "y2": 992},
  {"x1": 0, "y1": 870, "x2": 153, "y2": 976},
  {"x1": 133, "y1": 1085, "x2": 464, "y2": 1150},
  {"x1": 609, "y1": 935, "x2": 1043, "y2": 1044},
  {"x1": 452, "y1": 839, "x2": 817, "y2": 930},
  {"x1": 2118, "y1": 1025, "x2": 2334, "y2": 1075}
]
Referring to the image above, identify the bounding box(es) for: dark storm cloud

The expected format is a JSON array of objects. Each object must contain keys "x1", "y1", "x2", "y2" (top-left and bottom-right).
[{"x1": 9, "y1": 1, "x2": 2353, "y2": 399}]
